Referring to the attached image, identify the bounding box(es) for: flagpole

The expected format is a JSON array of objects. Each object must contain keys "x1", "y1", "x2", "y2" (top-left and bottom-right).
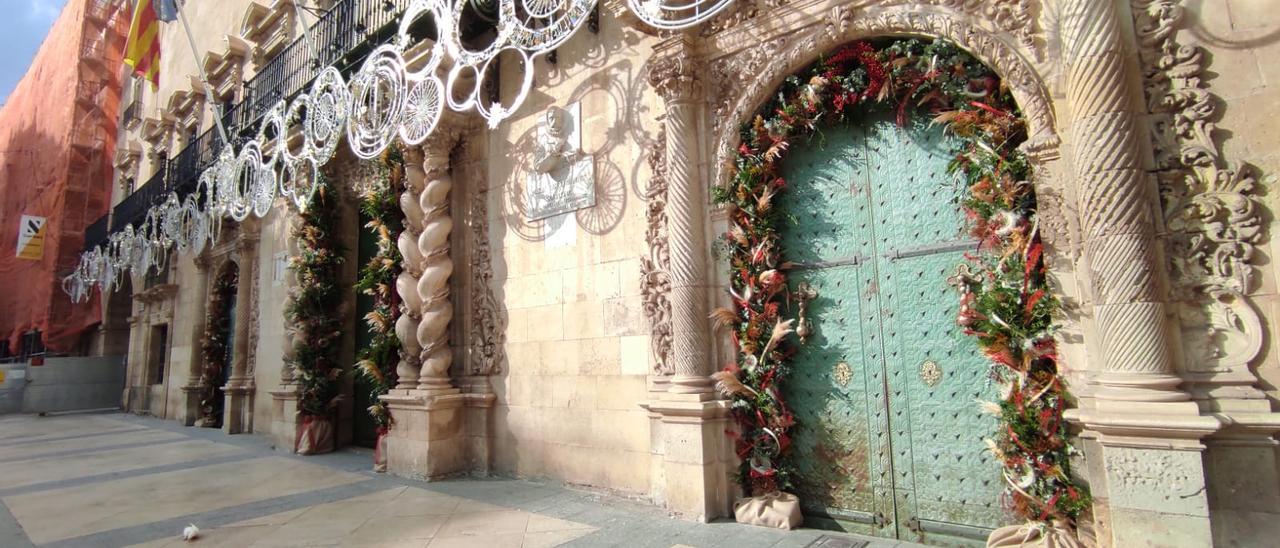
[
  {"x1": 174, "y1": 0, "x2": 231, "y2": 149},
  {"x1": 292, "y1": 1, "x2": 319, "y2": 65}
]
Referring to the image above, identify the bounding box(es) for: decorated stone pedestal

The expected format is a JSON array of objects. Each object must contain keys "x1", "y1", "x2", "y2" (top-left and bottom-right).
[
  {"x1": 223, "y1": 377, "x2": 254, "y2": 434},
  {"x1": 380, "y1": 388, "x2": 468, "y2": 479},
  {"x1": 457, "y1": 376, "x2": 497, "y2": 475},
  {"x1": 177, "y1": 383, "x2": 203, "y2": 426},
  {"x1": 269, "y1": 384, "x2": 301, "y2": 450},
  {"x1": 642, "y1": 390, "x2": 735, "y2": 522}
]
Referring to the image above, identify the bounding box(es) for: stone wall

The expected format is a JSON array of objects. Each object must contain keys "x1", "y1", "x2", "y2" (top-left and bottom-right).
[
  {"x1": 483, "y1": 16, "x2": 662, "y2": 494},
  {"x1": 1181, "y1": 2, "x2": 1280, "y2": 544}
]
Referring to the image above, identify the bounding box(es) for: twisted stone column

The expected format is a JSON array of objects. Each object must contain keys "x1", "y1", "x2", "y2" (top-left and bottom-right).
[
  {"x1": 649, "y1": 38, "x2": 712, "y2": 395},
  {"x1": 1063, "y1": 0, "x2": 1181, "y2": 403},
  {"x1": 1064, "y1": 4, "x2": 1217, "y2": 544},
  {"x1": 415, "y1": 137, "x2": 455, "y2": 392},
  {"x1": 395, "y1": 146, "x2": 427, "y2": 390}
]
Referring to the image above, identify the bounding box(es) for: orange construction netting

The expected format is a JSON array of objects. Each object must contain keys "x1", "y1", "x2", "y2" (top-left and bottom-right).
[{"x1": 0, "y1": 0, "x2": 127, "y2": 353}]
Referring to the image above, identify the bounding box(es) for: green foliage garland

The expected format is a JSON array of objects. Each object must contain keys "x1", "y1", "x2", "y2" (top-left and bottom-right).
[
  {"x1": 354, "y1": 145, "x2": 405, "y2": 430},
  {"x1": 711, "y1": 38, "x2": 1089, "y2": 523},
  {"x1": 198, "y1": 267, "x2": 236, "y2": 426},
  {"x1": 286, "y1": 174, "x2": 346, "y2": 418}
]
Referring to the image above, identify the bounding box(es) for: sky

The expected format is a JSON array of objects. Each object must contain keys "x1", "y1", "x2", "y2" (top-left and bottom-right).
[{"x1": 0, "y1": 0, "x2": 68, "y2": 106}]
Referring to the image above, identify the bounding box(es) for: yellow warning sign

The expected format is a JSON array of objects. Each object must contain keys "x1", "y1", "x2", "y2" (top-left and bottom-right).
[
  {"x1": 0, "y1": 370, "x2": 5, "y2": 383},
  {"x1": 16, "y1": 215, "x2": 46, "y2": 260}
]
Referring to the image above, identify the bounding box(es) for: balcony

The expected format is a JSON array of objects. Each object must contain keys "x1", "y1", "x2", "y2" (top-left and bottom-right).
[
  {"x1": 122, "y1": 101, "x2": 142, "y2": 130},
  {"x1": 90, "y1": 0, "x2": 419, "y2": 252},
  {"x1": 110, "y1": 167, "x2": 170, "y2": 233},
  {"x1": 84, "y1": 215, "x2": 109, "y2": 253}
]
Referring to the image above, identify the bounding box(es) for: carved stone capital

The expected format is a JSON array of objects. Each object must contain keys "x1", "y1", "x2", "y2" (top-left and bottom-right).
[{"x1": 649, "y1": 38, "x2": 703, "y2": 105}]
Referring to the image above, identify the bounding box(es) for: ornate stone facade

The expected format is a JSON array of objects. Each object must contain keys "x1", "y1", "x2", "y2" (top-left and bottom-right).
[{"x1": 97, "y1": 2, "x2": 1280, "y2": 546}]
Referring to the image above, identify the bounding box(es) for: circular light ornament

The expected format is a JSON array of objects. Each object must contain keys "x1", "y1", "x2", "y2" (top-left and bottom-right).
[
  {"x1": 348, "y1": 45, "x2": 408, "y2": 160},
  {"x1": 281, "y1": 157, "x2": 322, "y2": 212},
  {"x1": 162, "y1": 192, "x2": 183, "y2": 248},
  {"x1": 229, "y1": 144, "x2": 263, "y2": 222},
  {"x1": 186, "y1": 193, "x2": 209, "y2": 256},
  {"x1": 249, "y1": 144, "x2": 277, "y2": 218},
  {"x1": 506, "y1": 0, "x2": 595, "y2": 54},
  {"x1": 397, "y1": 0, "x2": 449, "y2": 76},
  {"x1": 400, "y1": 76, "x2": 444, "y2": 145},
  {"x1": 306, "y1": 68, "x2": 350, "y2": 164},
  {"x1": 257, "y1": 101, "x2": 289, "y2": 168},
  {"x1": 625, "y1": 0, "x2": 735, "y2": 30}
]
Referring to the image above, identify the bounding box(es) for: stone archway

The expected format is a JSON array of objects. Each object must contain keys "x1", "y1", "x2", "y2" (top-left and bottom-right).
[{"x1": 640, "y1": 2, "x2": 1233, "y2": 544}]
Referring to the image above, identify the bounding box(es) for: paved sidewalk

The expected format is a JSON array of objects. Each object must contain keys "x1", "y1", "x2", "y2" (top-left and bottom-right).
[{"x1": 0, "y1": 413, "x2": 924, "y2": 548}]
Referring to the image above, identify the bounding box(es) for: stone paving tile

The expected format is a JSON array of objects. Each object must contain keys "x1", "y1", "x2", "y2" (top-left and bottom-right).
[
  {"x1": 0, "y1": 428, "x2": 183, "y2": 462},
  {"x1": 0, "y1": 439, "x2": 246, "y2": 492},
  {"x1": 0, "y1": 413, "x2": 132, "y2": 442},
  {"x1": 7, "y1": 456, "x2": 366, "y2": 544},
  {"x1": 0, "y1": 413, "x2": 922, "y2": 548}
]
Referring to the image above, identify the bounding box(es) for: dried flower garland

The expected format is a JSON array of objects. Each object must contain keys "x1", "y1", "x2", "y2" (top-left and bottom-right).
[
  {"x1": 711, "y1": 38, "x2": 1089, "y2": 523},
  {"x1": 286, "y1": 173, "x2": 346, "y2": 421},
  {"x1": 354, "y1": 145, "x2": 405, "y2": 431},
  {"x1": 197, "y1": 266, "x2": 237, "y2": 427}
]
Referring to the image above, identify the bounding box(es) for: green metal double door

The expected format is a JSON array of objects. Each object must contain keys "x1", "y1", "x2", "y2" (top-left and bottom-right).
[{"x1": 779, "y1": 113, "x2": 1003, "y2": 543}]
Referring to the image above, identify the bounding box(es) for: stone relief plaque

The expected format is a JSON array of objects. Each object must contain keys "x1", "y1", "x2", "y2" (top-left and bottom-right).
[{"x1": 525, "y1": 102, "x2": 595, "y2": 221}]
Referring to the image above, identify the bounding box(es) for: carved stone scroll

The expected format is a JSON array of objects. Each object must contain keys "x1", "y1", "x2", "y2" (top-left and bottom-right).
[
  {"x1": 700, "y1": 0, "x2": 1042, "y2": 60},
  {"x1": 1130, "y1": 0, "x2": 1266, "y2": 377},
  {"x1": 464, "y1": 136, "x2": 504, "y2": 376},
  {"x1": 640, "y1": 127, "x2": 674, "y2": 375},
  {"x1": 707, "y1": 6, "x2": 1059, "y2": 191}
]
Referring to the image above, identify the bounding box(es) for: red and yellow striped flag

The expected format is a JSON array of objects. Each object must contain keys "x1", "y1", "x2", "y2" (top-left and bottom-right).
[{"x1": 124, "y1": 0, "x2": 162, "y2": 87}]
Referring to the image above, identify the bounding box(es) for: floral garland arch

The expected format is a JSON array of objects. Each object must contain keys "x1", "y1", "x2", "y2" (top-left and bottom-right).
[
  {"x1": 286, "y1": 173, "x2": 346, "y2": 454},
  {"x1": 711, "y1": 38, "x2": 1089, "y2": 524},
  {"x1": 196, "y1": 265, "x2": 236, "y2": 427},
  {"x1": 354, "y1": 145, "x2": 407, "y2": 462}
]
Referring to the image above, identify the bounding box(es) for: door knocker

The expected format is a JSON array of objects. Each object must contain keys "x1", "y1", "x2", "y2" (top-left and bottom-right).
[{"x1": 794, "y1": 282, "x2": 818, "y2": 344}]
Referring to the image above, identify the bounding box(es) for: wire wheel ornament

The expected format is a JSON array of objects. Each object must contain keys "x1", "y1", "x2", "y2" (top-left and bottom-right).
[
  {"x1": 281, "y1": 157, "x2": 322, "y2": 212},
  {"x1": 306, "y1": 68, "x2": 350, "y2": 164},
  {"x1": 400, "y1": 76, "x2": 444, "y2": 145},
  {"x1": 348, "y1": 45, "x2": 408, "y2": 160},
  {"x1": 64, "y1": 0, "x2": 754, "y2": 301},
  {"x1": 626, "y1": 0, "x2": 735, "y2": 30}
]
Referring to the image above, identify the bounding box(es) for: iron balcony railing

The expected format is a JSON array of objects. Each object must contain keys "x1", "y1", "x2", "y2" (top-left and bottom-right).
[
  {"x1": 87, "y1": 0, "x2": 415, "y2": 252},
  {"x1": 110, "y1": 166, "x2": 170, "y2": 232},
  {"x1": 84, "y1": 215, "x2": 109, "y2": 252}
]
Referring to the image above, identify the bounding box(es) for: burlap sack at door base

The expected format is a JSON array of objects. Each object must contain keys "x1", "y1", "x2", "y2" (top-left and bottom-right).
[
  {"x1": 295, "y1": 416, "x2": 334, "y2": 455},
  {"x1": 733, "y1": 492, "x2": 803, "y2": 530},
  {"x1": 987, "y1": 521, "x2": 1085, "y2": 548},
  {"x1": 372, "y1": 431, "x2": 389, "y2": 472}
]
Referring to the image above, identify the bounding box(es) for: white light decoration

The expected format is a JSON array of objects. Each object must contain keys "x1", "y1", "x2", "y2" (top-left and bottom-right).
[
  {"x1": 348, "y1": 45, "x2": 410, "y2": 159},
  {"x1": 626, "y1": 0, "x2": 734, "y2": 30},
  {"x1": 64, "y1": 0, "x2": 725, "y2": 302},
  {"x1": 306, "y1": 68, "x2": 351, "y2": 164}
]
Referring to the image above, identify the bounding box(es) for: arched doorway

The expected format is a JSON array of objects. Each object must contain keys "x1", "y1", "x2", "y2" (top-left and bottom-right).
[
  {"x1": 779, "y1": 111, "x2": 1001, "y2": 540},
  {"x1": 707, "y1": 35, "x2": 1084, "y2": 545},
  {"x1": 198, "y1": 262, "x2": 238, "y2": 428}
]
